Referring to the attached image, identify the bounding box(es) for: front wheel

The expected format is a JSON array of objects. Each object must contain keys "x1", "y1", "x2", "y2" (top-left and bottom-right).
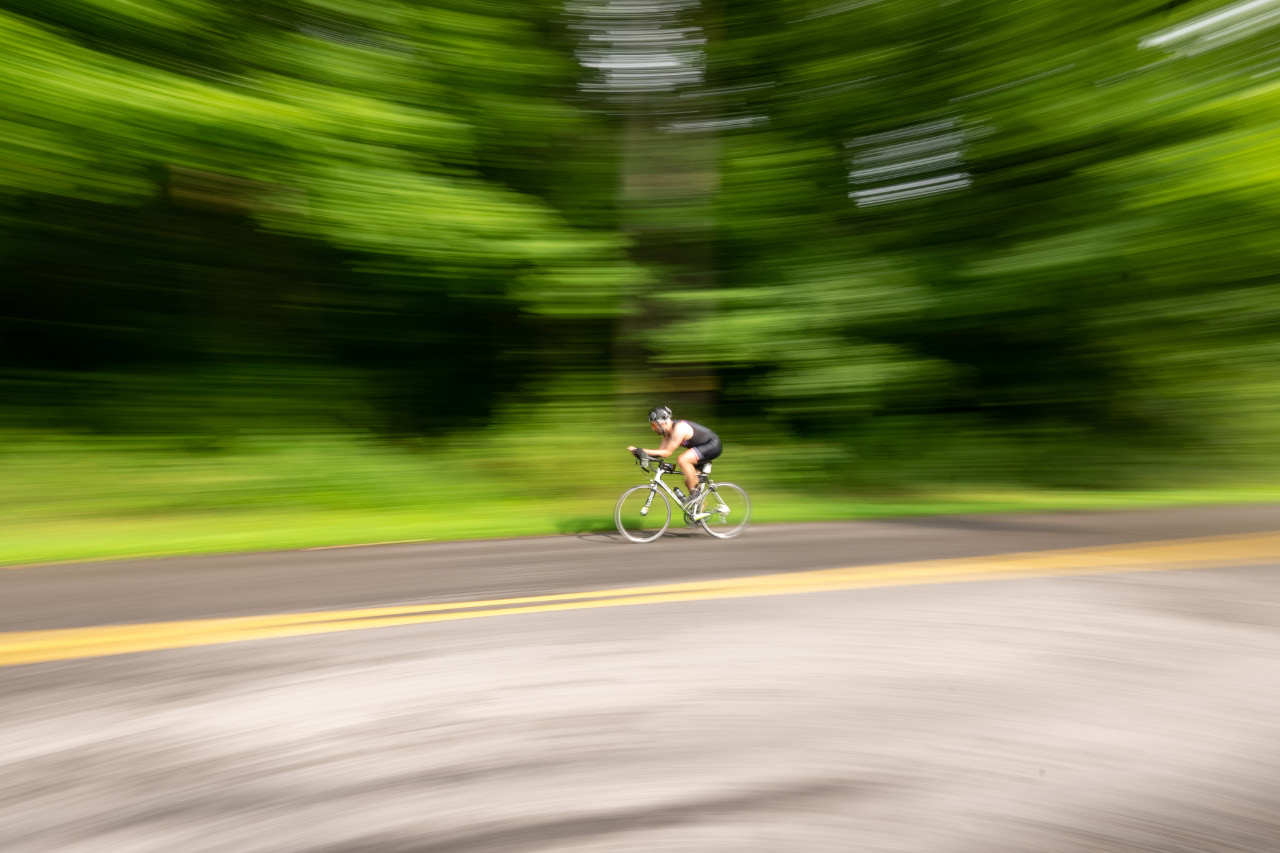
[
  {"x1": 696, "y1": 483, "x2": 751, "y2": 539},
  {"x1": 615, "y1": 485, "x2": 671, "y2": 543}
]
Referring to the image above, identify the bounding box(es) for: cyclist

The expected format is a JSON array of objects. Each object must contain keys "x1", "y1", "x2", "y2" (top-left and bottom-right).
[{"x1": 628, "y1": 405, "x2": 722, "y2": 505}]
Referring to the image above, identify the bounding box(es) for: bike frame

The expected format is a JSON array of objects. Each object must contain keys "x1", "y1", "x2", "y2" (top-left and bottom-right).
[{"x1": 637, "y1": 458, "x2": 715, "y2": 521}]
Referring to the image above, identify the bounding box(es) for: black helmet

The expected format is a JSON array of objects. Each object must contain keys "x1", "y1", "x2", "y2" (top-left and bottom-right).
[{"x1": 648, "y1": 405, "x2": 673, "y2": 423}]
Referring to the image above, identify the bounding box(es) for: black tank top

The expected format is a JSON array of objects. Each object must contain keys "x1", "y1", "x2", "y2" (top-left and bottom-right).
[{"x1": 679, "y1": 420, "x2": 718, "y2": 447}]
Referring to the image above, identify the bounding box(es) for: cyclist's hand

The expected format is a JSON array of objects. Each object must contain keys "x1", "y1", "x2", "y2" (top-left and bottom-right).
[{"x1": 627, "y1": 445, "x2": 637, "y2": 453}]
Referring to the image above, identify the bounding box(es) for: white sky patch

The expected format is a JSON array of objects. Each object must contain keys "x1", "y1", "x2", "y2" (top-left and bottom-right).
[
  {"x1": 855, "y1": 132, "x2": 967, "y2": 163},
  {"x1": 1142, "y1": 0, "x2": 1280, "y2": 54},
  {"x1": 851, "y1": 152, "x2": 965, "y2": 181},
  {"x1": 851, "y1": 173, "x2": 972, "y2": 206},
  {"x1": 848, "y1": 118, "x2": 973, "y2": 207},
  {"x1": 572, "y1": 0, "x2": 706, "y2": 93}
]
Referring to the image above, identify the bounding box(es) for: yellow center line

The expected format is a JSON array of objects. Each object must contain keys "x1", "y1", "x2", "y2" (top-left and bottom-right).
[{"x1": 2, "y1": 531, "x2": 1278, "y2": 668}]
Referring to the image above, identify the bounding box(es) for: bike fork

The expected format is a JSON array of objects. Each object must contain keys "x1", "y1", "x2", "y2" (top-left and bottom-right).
[{"x1": 640, "y1": 487, "x2": 656, "y2": 517}]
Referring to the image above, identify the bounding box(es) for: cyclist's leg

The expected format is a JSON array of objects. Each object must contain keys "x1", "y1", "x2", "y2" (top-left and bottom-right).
[
  {"x1": 682, "y1": 438, "x2": 722, "y2": 495},
  {"x1": 677, "y1": 448, "x2": 702, "y2": 494}
]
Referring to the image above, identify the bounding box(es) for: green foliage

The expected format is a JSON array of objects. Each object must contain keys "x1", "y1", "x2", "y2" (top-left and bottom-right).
[
  {"x1": 659, "y1": 0, "x2": 1280, "y2": 462},
  {"x1": 2, "y1": 0, "x2": 1278, "y2": 487}
]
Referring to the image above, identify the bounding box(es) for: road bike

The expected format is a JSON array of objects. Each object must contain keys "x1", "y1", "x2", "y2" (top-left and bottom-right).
[{"x1": 615, "y1": 449, "x2": 751, "y2": 543}]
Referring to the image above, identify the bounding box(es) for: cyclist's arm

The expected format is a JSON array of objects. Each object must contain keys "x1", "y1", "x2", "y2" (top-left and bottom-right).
[{"x1": 636, "y1": 422, "x2": 692, "y2": 458}]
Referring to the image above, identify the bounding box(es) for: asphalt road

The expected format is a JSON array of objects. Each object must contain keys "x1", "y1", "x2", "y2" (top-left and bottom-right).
[{"x1": 3, "y1": 504, "x2": 1280, "y2": 851}]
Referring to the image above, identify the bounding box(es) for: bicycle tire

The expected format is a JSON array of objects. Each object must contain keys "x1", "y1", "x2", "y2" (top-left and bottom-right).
[
  {"x1": 615, "y1": 484, "x2": 671, "y2": 543},
  {"x1": 696, "y1": 482, "x2": 751, "y2": 539}
]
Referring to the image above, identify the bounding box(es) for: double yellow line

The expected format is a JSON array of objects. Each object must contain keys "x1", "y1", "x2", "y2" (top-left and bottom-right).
[{"x1": 3, "y1": 531, "x2": 1278, "y2": 668}]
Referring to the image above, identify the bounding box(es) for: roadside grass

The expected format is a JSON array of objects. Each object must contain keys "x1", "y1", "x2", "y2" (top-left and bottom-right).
[{"x1": 2, "y1": 429, "x2": 1277, "y2": 568}]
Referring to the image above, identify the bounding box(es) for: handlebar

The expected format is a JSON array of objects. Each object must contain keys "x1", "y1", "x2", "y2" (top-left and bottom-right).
[{"x1": 630, "y1": 449, "x2": 675, "y2": 474}]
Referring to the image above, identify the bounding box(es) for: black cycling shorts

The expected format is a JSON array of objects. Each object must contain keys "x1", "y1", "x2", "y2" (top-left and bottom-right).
[{"x1": 687, "y1": 435, "x2": 722, "y2": 464}]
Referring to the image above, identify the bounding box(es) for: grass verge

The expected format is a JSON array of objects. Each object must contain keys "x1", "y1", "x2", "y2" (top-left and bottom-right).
[{"x1": 2, "y1": 429, "x2": 1277, "y2": 568}]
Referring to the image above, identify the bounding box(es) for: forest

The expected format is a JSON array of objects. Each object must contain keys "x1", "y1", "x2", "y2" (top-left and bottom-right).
[{"x1": 1, "y1": 0, "x2": 1278, "y2": 560}]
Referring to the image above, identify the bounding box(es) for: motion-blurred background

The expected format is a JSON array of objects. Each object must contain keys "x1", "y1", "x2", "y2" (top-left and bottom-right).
[{"x1": 2, "y1": 0, "x2": 1278, "y2": 562}]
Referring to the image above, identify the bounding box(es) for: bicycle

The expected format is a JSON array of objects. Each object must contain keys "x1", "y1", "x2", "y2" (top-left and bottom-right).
[{"x1": 614, "y1": 449, "x2": 751, "y2": 543}]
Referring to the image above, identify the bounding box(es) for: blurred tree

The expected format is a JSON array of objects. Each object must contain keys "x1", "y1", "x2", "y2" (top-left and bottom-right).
[
  {"x1": 0, "y1": 0, "x2": 636, "y2": 433},
  {"x1": 644, "y1": 0, "x2": 1280, "y2": 480},
  {"x1": 0, "y1": 0, "x2": 1277, "y2": 482}
]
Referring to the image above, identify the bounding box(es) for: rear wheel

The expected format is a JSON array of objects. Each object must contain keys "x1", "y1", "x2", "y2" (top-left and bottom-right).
[
  {"x1": 615, "y1": 485, "x2": 671, "y2": 543},
  {"x1": 696, "y1": 483, "x2": 751, "y2": 539}
]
